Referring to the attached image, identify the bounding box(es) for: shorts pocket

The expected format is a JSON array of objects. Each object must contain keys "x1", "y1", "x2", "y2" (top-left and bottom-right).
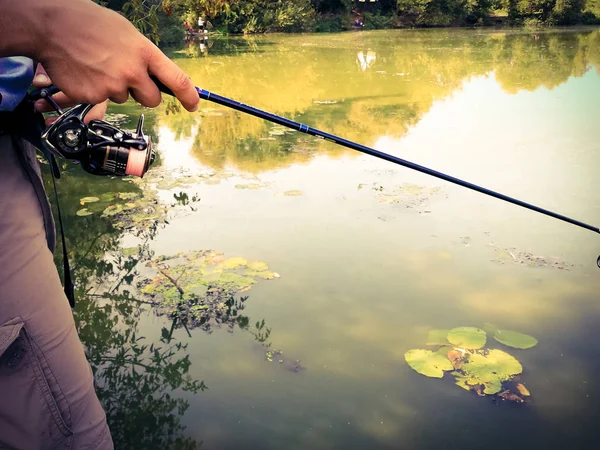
[{"x1": 0, "y1": 317, "x2": 73, "y2": 442}]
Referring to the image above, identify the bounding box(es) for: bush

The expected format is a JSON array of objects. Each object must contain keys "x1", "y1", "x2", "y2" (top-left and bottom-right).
[
  {"x1": 158, "y1": 12, "x2": 185, "y2": 46},
  {"x1": 362, "y1": 12, "x2": 397, "y2": 29},
  {"x1": 313, "y1": 14, "x2": 347, "y2": 32}
]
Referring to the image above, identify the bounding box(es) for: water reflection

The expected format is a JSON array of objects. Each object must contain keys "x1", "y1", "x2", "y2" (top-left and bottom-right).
[
  {"x1": 159, "y1": 29, "x2": 600, "y2": 174},
  {"x1": 43, "y1": 161, "x2": 286, "y2": 448}
]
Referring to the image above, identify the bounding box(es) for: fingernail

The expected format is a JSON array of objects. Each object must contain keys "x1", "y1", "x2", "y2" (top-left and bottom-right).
[
  {"x1": 191, "y1": 102, "x2": 199, "y2": 112},
  {"x1": 34, "y1": 74, "x2": 49, "y2": 84}
]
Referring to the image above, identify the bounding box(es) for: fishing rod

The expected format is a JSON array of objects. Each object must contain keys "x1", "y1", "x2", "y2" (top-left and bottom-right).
[
  {"x1": 150, "y1": 78, "x2": 600, "y2": 265},
  {"x1": 28, "y1": 81, "x2": 600, "y2": 267}
]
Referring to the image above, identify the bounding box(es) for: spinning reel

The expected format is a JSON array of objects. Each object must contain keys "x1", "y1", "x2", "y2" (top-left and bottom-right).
[{"x1": 29, "y1": 86, "x2": 155, "y2": 177}]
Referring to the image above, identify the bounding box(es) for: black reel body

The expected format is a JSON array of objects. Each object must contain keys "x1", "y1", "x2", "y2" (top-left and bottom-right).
[{"x1": 41, "y1": 103, "x2": 155, "y2": 177}]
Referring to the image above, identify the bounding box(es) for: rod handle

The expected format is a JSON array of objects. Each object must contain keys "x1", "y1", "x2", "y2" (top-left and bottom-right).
[{"x1": 151, "y1": 76, "x2": 175, "y2": 97}]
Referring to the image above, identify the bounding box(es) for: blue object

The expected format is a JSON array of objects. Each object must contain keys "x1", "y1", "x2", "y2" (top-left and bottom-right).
[{"x1": 0, "y1": 57, "x2": 35, "y2": 112}]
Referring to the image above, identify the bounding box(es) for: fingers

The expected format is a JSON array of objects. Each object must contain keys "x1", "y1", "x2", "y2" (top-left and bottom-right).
[
  {"x1": 129, "y1": 76, "x2": 162, "y2": 108},
  {"x1": 147, "y1": 45, "x2": 198, "y2": 112},
  {"x1": 84, "y1": 101, "x2": 109, "y2": 124},
  {"x1": 42, "y1": 100, "x2": 108, "y2": 127},
  {"x1": 108, "y1": 91, "x2": 130, "y2": 104},
  {"x1": 34, "y1": 92, "x2": 76, "y2": 112},
  {"x1": 32, "y1": 65, "x2": 52, "y2": 88}
]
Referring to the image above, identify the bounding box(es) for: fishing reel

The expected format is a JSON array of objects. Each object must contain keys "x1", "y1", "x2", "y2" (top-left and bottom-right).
[{"x1": 41, "y1": 103, "x2": 155, "y2": 177}]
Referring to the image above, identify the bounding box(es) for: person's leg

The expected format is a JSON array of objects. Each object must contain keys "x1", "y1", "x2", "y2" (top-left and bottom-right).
[{"x1": 0, "y1": 134, "x2": 113, "y2": 449}]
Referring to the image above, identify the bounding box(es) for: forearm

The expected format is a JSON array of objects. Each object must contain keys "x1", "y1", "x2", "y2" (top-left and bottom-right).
[
  {"x1": 0, "y1": 0, "x2": 199, "y2": 111},
  {"x1": 0, "y1": 0, "x2": 46, "y2": 59}
]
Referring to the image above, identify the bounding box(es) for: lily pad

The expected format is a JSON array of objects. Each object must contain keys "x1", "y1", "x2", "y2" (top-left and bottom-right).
[
  {"x1": 99, "y1": 193, "x2": 116, "y2": 202},
  {"x1": 494, "y1": 330, "x2": 538, "y2": 349},
  {"x1": 427, "y1": 329, "x2": 450, "y2": 346},
  {"x1": 404, "y1": 349, "x2": 453, "y2": 378},
  {"x1": 102, "y1": 204, "x2": 125, "y2": 216},
  {"x1": 447, "y1": 327, "x2": 487, "y2": 349},
  {"x1": 457, "y1": 349, "x2": 523, "y2": 395},
  {"x1": 221, "y1": 257, "x2": 247, "y2": 269},
  {"x1": 116, "y1": 192, "x2": 138, "y2": 200},
  {"x1": 284, "y1": 190, "x2": 303, "y2": 197},
  {"x1": 235, "y1": 184, "x2": 262, "y2": 190},
  {"x1": 244, "y1": 270, "x2": 277, "y2": 279},
  {"x1": 76, "y1": 208, "x2": 94, "y2": 217},
  {"x1": 80, "y1": 196, "x2": 100, "y2": 204},
  {"x1": 247, "y1": 261, "x2": 269, "y2": 272},
  {"x1": 139, "y1": 250, "x2": 280, "y2": 329}
]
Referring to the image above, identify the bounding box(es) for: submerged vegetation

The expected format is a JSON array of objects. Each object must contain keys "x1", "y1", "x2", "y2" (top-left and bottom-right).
[{"x1": 405, "y1": 325, "x2": 537, "y2": 402}]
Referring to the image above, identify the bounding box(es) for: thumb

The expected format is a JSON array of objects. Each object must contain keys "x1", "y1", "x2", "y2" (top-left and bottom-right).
[{"x1": 32, "y1": 64, "x2": 51, "y2": 88}]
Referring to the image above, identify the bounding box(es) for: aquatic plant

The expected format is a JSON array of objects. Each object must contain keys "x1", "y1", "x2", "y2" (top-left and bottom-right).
[{"x1": 405, "y1": 325, "x2": 537, "y2": 403}]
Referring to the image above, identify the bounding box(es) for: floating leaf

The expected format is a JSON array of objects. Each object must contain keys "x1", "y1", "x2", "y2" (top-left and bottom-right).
[
  {"x1": 245, "y1": 270, "x2": 277, "y2": 279},
  {"x1": 122, "y1": 247, "x2": 138, "y2": 256},
  {"x1": 284, "y1": 190, "x2": 303, "y2": 196},
  {"x1": 427, "y1": 329, "x2": 450, "y2": 346},
  {"x1": 498, "y1": 390, "x2": 524, "y2": 403},
  {"x1": 453, "y1": 373, "x2": 473, "y2": 391},
  {"x1": 494, "y1": 330, "x2": 538, "y2": 349},
  {"x1": 99, "y1": 193, "x2": 116, "y2": 202},
  {"x1": 117, "y1": 192, "x2": 138, "y2": 200},
  {"x1": 404, "y1": 349, "x2": 453, "y2": 378},
  {"x1": 76, "y1": 208, "x2": 94, "y2": 217},
  {"x1": 102, "y1": 204, "x2": 124, "y2": 216},
  {"x1": 80, "y1": 196, "x2": 100, "y2": 204},
  {"x1": 447, "y1": 327, "x2": 487, "y2": 349},
  {"x1": 221, "y1": 257, "x2": 247, "y2": 269},
  {"x1": 235, "y1": 184, "x2": 261, "y2": 190},
  {"x1": 457, "y1": 349, "x2": 522, "y2": 395},
  {"x1": 515, "y1": 383, "x2": 531, "y2": 397},
  {"x1": 447, "y1": 349, "x2": 466, "y2": 370},
  {"x1": 247, "y1": 261, "x2": 269, "y2": 272},
  {"x1": 217, "y1": 272, "x2": 256, "y2": 291}
]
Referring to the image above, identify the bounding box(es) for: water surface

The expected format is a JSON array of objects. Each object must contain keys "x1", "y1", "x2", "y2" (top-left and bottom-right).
[{"x1": 51, "y1": 27, "x2": 600, "y2": 449}]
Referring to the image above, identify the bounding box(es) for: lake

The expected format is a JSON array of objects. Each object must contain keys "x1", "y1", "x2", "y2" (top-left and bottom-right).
[{"x1": 49, "y1": 27, "x2": 600, "y2": 449}]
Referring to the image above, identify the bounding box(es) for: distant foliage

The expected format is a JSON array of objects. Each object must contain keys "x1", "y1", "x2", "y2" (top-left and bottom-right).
[{"x1": 95, "y1": 0, "x2": 599, "y2": 37}]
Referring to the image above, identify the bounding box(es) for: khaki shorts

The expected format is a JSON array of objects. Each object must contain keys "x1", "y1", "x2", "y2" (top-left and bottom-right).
[{"x1": 0, "y1": 133, "x2": 113, "y2": 449}]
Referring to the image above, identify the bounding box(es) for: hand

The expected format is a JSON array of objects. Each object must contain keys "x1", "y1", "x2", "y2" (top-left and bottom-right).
[
  {"x1": 29, "y1": 0, "x2": 199, "y2": 112},
  {"x1": 32, "y1": 65, "x2": 108, "y2": 127}
]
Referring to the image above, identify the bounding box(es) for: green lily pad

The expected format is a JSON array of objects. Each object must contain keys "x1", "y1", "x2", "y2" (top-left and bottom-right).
[
  {"x1": 427, "y1": 329, "x2": 450, "y2": 346},
  {"x1": 457, "y1": 349, "x2": 523, "y2": 394},
  {"x1": 218, "y1": 272, "x2": 256, "y2": 290},
  {"x1": 247, "y1": 261, "x2": 269, "y2": 272},
  {"x1": 245, "y1": 270, "x2": 277, "y2": 279},
  {"x1": 447, "y1": 327, "x2": 487, "y2": 349},
  {"x1": 494, "y1": 330, "x2": 538, "y2": 349},
  {"x1": 404, "y1": 349, "x2": 453, "y2": 378},
  {"x1": 122, "y1": 247, "x2": 138, "y2": 256},
  {"x1": 99, "y1": 193, "x2": 116, "y2": 202},
  {"x1": 76, "y1": 208, "x2": 94, "y2": 217},
  {"x1": 221, "y1": 257, "x2": 247, "y2": 269},
  {"x1": 80, "y1": 196, "x2": 100, "y2": 204},
  {"x1": 117, "y1": 192, "x2": 138, "y2": 200},
  {"x1": 102, "y1": 204, "x2": 124, "y2": 216}
]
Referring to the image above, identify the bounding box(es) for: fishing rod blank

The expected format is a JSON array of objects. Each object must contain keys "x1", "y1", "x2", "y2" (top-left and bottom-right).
[{"x1": 151, "y1": 78, "x2": 600, "y2": 240}]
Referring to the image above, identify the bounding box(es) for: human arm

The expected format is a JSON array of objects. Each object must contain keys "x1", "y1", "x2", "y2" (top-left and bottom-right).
[{"x1": 0, "y1": 0, "x2": 199, "y2": 111}]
